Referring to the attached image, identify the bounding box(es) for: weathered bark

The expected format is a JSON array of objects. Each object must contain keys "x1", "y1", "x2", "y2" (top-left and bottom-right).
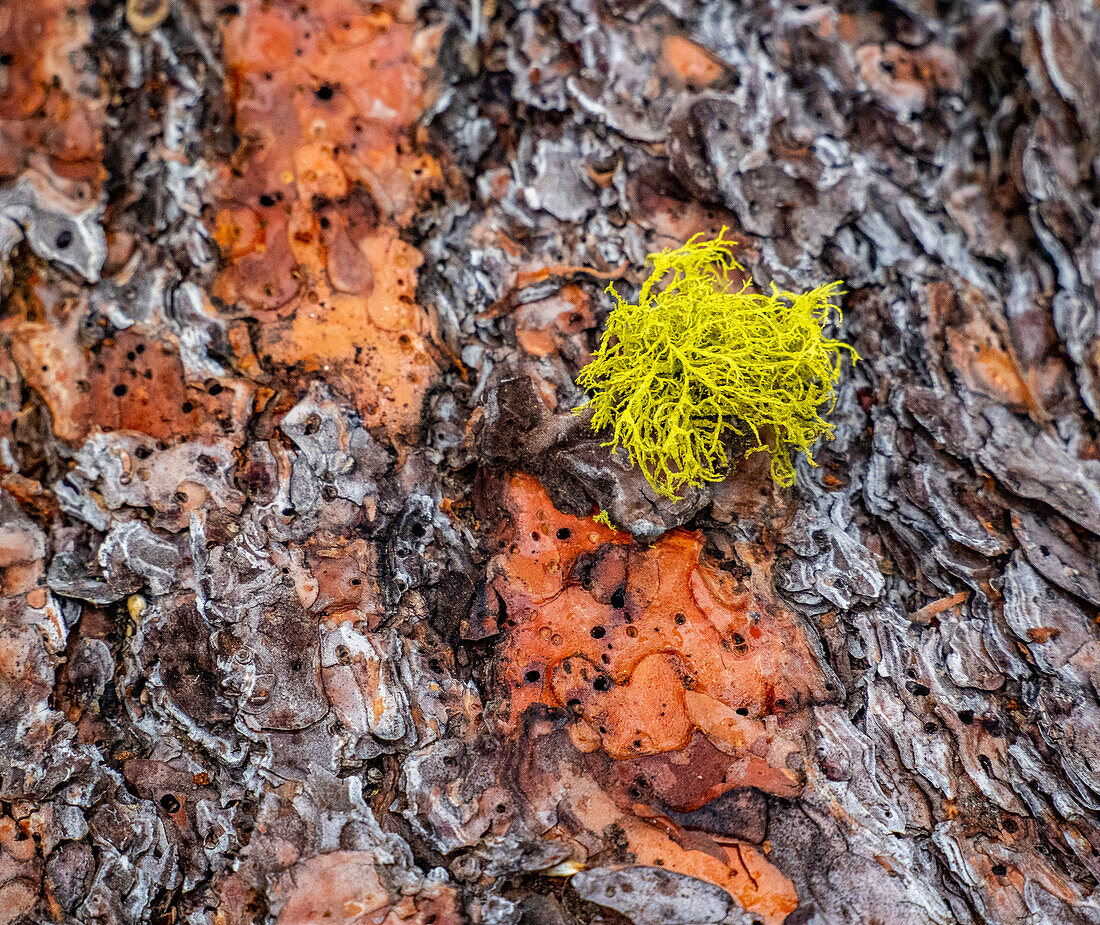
[{"x1": 2, "y1": 0, "x2": 1100, "y2": 923}]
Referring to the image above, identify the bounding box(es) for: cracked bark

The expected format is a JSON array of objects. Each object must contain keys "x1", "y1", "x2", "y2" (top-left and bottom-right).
[{"x1": 3, "y1": 0, "x2": 1100, "y2": 923}]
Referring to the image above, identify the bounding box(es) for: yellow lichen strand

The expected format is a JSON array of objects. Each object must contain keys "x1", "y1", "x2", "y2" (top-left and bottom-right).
[
  {"x1": 575, "y1": 231, "x2": 858, "y2": 500},
  {"x1": 592, "y1": 510, "x2": 618, "y2": 531}
]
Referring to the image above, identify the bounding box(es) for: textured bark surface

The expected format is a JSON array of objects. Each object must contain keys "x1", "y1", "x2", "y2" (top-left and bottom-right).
[{"x1": 3, "y1": 0, "x2": 1100, "y2": 923}]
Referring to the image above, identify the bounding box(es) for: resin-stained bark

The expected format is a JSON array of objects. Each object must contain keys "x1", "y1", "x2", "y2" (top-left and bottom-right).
[{"x1": 4, "y1": 0, "x2": 1100, "y2": 923}]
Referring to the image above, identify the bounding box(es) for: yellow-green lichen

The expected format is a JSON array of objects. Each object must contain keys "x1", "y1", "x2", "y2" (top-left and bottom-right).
[
  {"x1": 592, "y1": 510, "x2": 617, "y2": 531},
  {"x1": 575, "y1": 231, "x2": 858, "y2": 500}
]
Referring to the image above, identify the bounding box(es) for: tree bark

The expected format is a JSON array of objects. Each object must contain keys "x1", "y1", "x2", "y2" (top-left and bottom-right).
[{"x1": 2, "y1": 1, "x2": 1100, "y2": 923}]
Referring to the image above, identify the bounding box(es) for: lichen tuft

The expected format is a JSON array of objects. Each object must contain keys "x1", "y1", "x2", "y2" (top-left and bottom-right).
[
  {"x1": 575, "y1": 230, "x2": 858, "y2": 500},
  {"x1": 592, "y1": 509, "x2": 617, "y2": 530}
]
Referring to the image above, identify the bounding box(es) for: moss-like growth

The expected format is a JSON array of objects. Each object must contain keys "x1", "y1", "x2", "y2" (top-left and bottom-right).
[
  {"x1": 591, "y1": 510, "x2": 618, "y2": 531},
  {"x1": 575, "y1": 231, "x2": 857, "y2": 500}
]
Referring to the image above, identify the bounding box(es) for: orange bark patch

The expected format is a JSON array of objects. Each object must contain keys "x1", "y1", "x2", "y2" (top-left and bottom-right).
[
  {"x1": 5, "y1": 278, "x2": 253, "y2": 445},
  {"x1": 5, "y1": 274, "x2": 98, "y2": 444},
  {"x1": 491, "y1": 475, "x2": 829, "y2": 795},
  {"x1": 627, "y1": 176, "x2": 747, "y2": 265},
  {"x1": 214, "y1": 0, "x2": 440, "y2": 436},
  {"x1": 0, "y1": 814, "x2": 42, "y2": 925},
  {"x1": 514, "y1": 284, "x2": 595, "y2": 358},
  {"x1": 526, "y1": 738, "x2": 799, "y2": 925},
  {"x1": 86, "y1": 332, "x2": 248, "y2": 443},
  {"x1": 855, "y1": 42, "x2": 962, "y2": 118},
  {"x1": 947, "y1": 319, "x2": 1037, "y2": 412},
  {"x1": 271, "y1": 851, "x2": 463, "y2": 925},
  {"x1": 308, "y1": 542, "x2": 383, "y2": 626},
  {"x1": 661, "y1": 35, "x2": 726, "y2": 87},
  {"x1": 0, "y1": 0, "x2": 102, "y2": 190}
]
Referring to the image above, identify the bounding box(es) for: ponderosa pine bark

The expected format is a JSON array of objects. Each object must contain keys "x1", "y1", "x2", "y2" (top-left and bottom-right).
[{"x1": 2, "y1": 1, "x2": 1100, "y2": 923}]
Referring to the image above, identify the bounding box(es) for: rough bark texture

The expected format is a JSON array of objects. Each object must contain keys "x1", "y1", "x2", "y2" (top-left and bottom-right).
[{"x1": 2, "y1": 0, "x2": 1100, "y2": 923}]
